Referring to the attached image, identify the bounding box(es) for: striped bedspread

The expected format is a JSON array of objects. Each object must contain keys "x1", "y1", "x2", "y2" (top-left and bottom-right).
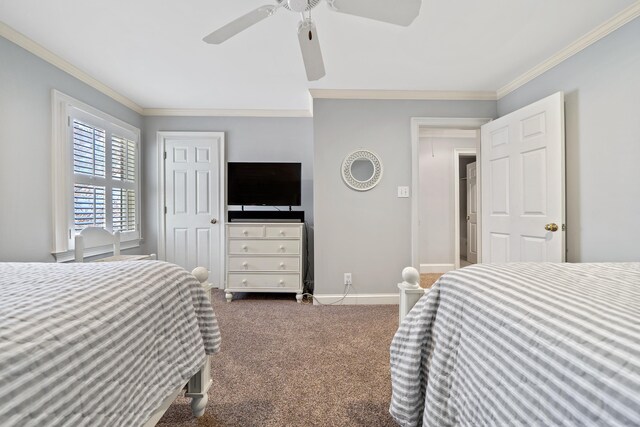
[
  {"x1": 0, "y1": 261, "x2": 221, "y2": 426},
  {"x1": 390, "y1": 263, "x2": 640, "y2": 426}
]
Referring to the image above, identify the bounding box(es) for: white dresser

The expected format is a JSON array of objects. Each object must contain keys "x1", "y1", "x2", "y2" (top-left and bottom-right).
[{"x1": 225, "y1": 222, "x2": 304, "y2": 303}]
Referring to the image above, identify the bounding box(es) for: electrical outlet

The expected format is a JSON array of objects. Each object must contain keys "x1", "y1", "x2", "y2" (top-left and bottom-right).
[{"x1": 344, "y1": 273, "x2": 352, "y2": 286}]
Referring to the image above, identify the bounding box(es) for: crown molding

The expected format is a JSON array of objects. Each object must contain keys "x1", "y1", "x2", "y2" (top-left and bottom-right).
[
  {"x1": 0, "y1": 23, "x2": 312, "y2": 118},
  {"x1": 309, "y1": 89, "x2": 497, "y2": 101},
  {"x1": 142, "y1": 108, "x2": 312, "y2": 118},
  {"x1": 0, "y1": 21, "x2": 144, "y2": 114},
  {"x1": 497, "y1": 2, "x2": 640, "y2": 99}
]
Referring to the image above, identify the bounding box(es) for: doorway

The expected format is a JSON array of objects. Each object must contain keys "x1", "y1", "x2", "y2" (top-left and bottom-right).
[
  {"x1": 456, "y1": 152, "x2": 477, "y2": 269},
  {"x1": 410, "y1": 118, "x2": 491, "y2": 273}
]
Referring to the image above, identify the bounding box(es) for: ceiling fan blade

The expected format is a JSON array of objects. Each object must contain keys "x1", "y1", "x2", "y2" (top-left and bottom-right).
[
  {"x1": 203, "y1": 5, "x2": 277, "y2": 44},
  {"x1": 327, "y1": 0, "x2": 421, "y2": 26},
  {"x1": 297, "y1": 20, "x2": 326, "y2": 81}
]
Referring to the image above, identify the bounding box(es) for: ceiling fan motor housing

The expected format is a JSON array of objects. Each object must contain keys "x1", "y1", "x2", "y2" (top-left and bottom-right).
[{"x1": 282, "y1": 0, "x2": 321, "y2": 12}]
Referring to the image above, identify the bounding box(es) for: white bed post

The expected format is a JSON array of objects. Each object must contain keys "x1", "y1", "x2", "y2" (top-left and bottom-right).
[
  {"x1": 186, "y1": 267, "x2": 213, "y2": 418},
  {"x1": 398, "y1": 267, "x2": 425, "y2": 324},
  {"x1": 74, "y1": 235, "x2": 84, "y2": 263},
  {"x1": 113, "y1": 230, "x2": 121, "y2": 256}
]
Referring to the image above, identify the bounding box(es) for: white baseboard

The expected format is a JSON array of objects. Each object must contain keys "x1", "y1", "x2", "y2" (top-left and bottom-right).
[
  {"x1": 420, "y1": 263, "x2": 455, "y2": 274},
  {"x1": 313, "y1": 293, "x2": 399, "y2": 305}
]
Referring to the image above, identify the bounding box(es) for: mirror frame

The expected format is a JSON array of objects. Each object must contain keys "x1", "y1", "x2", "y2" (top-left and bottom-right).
[{"x1": 341, "y1": 150, "x2": 383, "y2": 191}]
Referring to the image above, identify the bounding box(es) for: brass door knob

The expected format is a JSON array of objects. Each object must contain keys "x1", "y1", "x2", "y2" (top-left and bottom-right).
[
  {"x1": 545, "y1": 223, "x2": 559, "y2": 232},
  {"x1": 210, "y1": 218, "x2": 218, "y2": 224}
]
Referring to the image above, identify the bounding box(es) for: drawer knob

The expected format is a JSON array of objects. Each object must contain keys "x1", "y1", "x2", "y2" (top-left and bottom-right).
[
  {"x1": 242, "y1": 279, "x2": 247, "y2": 285},
  {"x1": 279, "y1": 262, "x2": 285, "y2": 269},
  {"x1": 243, "y1": 230, "x2": 248, "y2": 235},
  {"x1": 242, "y1": 262, "x2": 248, "y2": 269},
  {"x1": 279, "y1": 245, "x2": 285, "y2": 252},
  {"x1": 279, "y1": 230, "x2": 285, "y2": 236},
  {"x1": 279, "y1": 279, "x2": 285, "y2": 286},
  {"x1": 242, "y1": 245, "x2": 248, "y2": 251}
]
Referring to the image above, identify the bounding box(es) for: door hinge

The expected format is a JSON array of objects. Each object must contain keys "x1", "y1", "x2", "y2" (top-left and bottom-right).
[
  {"x1": 164, "y1": 151, "x2": 167, "y2": 160},
  {"x1": 562, "y1": 224, "x2": 566, "y2": 231},
  {"x1": 164, "y1": 206, "x2": 167, "y2": 214},
  {"x1": 67, "y1": 116, "x2": 71, "y2": 127}
]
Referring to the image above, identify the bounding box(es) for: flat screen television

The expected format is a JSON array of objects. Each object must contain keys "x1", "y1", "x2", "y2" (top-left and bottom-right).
[{"x1": 227, "y1": 162, "x2": 302, "y2": 206}]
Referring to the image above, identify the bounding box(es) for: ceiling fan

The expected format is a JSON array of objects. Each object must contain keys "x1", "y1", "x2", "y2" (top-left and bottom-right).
[{"x1": 203, "y1": 0, "x2": 422, "y2": 81}]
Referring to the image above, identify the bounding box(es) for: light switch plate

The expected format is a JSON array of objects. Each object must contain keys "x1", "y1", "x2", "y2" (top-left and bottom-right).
[{"x1": 397, "y1": 186, "x2": 410, "y2": 198}]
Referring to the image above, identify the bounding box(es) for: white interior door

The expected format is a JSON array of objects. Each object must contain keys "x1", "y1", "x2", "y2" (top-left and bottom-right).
[
  {"x1": 164, "y1": 133, "x2": 225, "y2": 285},
  {"x1": 466, "y1": 162, "x2": 478, "y2": 264},
  {"x1": 480, "y1": 92, "x2": 565, "y2": 263}
]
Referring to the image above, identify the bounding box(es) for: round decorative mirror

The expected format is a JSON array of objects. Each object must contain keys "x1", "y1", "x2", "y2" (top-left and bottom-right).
[{"x1": 342, "y1": 150, "x2": 383, "y2": 191}]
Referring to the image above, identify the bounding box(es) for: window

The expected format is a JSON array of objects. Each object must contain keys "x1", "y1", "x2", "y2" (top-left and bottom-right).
[{"x1": 52, "y1": 91, "x2": 141, "y2": 259}]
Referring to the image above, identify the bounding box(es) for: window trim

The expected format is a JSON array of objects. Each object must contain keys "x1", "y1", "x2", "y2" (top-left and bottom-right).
[{"x1": 51, "y1": 90, "x2": 141, "y2": 260}]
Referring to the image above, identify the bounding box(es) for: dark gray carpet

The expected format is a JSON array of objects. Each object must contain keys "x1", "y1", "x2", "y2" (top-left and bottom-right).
[{"x1": 158, "y1": 291, "x2": 399, "y2": 427}]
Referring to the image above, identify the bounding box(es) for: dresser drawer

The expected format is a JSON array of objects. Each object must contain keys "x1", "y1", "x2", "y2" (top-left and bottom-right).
[
  {"x1": 228, "y1": 225, "x2": 264, "y2": 238},
  {"x1": 264, "y1": 225, "x2": 302, "y2": 238},
  {"x1": 228, "y1": 273, "x2": 300, "y2": 289},
  {"x1": 228, "y1": 256, "x2": 300, "y2": 272},
  {"x1": 228, "y1": 240, "x2": 300, "y2": 255}
]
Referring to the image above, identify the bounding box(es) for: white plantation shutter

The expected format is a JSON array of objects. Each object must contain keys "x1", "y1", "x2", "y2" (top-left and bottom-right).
[
  {"x1": 111, "y1": 134, "x2": 137, "y2": 233},
  {"x1": 74, "y1": 184, "x2": 106, "y2": 231},
  {"x1": 112, "y1": 188, "x2": 136, "y2": 232},
  {"x1": 111, "y1": 135, "x2": 136, "y2": 182},
  {"x1": 72, "y1": 119, "x2": 108, "y2": 232},
  {"x1": 51, "y1": 92, "x2": 141, "y2": 257},
  {"x1": 73, "y1": 120, "x2": 106, "y2": 177}
]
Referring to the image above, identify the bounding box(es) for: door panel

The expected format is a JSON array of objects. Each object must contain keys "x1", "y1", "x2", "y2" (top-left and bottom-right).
[
  {"x1": 196, "y1": 171, "x2": 211, "y2": 214},
  {"x1": 173, "y1": 171, "x2": 188, "y2": 214},
  {"x1": 521, "y1": 148, "x2": 547, "y2": 215},
  {"x1": 481, "y1": 92, "x2": 565, "y2": 263},
  {"x1": 469, "y1": 223, "x2": 477, "y2": 255},
  {"x1": 490, "y1": 233, "x2": 510, "y2": 263},
  {"x1": 490, "y1": 158, "x2": 509, "y2": 215},
  {"x1": 173, "y1": 228, "x2": 189, "y2": 268},
  {"x1": 521, "y1": 235, "x2": 546, "y2": 262},
  {"x1": 490, "y1": 126, "x2": 509, "y2": 148}
]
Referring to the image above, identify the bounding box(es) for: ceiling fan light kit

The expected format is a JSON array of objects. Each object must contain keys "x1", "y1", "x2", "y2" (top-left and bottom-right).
[{"x1": 203, "y1": 0, "x2": 422, "y2": 80}]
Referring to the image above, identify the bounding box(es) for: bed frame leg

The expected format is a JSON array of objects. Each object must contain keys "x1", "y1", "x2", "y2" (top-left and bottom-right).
[
  {"x1": 190, "y1": 393, "x2": 208, "y2": 417},
  {"x1": 185, "y1": 267, "x2": 214, "y2": 418}
]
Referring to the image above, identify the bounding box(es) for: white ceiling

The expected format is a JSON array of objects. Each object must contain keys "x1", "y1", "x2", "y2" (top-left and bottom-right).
[{"x1": 0, "y1": 0, "x2": 635, "y2": 112}]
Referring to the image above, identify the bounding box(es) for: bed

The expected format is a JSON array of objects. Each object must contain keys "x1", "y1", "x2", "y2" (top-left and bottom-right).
[
  {"x1": 0, "y1": 261, "x2": 221, "y2": 426},
  {"x1": 390, "y1": 262, "x2": 640, "y2": 426}
]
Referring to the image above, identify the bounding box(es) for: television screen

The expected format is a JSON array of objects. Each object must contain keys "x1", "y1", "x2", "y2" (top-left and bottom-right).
[{"x1": 228, "y1": 162, "x2": 302, "y2": 206}]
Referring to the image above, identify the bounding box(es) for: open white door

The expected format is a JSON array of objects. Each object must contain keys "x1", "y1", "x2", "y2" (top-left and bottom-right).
[
  {"x1": 466, "y1": 162, "x2": 478, "y2": 264},
  {"x1": 163, "y1": 133, "x2": 225, "y2": 286},
  {"x1": 481, "y1": 92, "x2": 565, "y2": 263}
]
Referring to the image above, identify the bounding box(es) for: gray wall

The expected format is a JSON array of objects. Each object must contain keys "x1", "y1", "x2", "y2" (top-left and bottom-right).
[
  {"x1": 313, "y1": 99, "x2": 497, "y2": 295},
  {"x1": 0, "y1": 36, "x2": 143, "y2": 262},
  {"x1": 142, "y1": 116, "x2": 314, "y2": 279},
  {"x1": 4, "y1": 14, "x2": 637, "y2": 273},
  {"x1": 418, "y1": 136, "x2": 477, "y2": 266},
  {"x1": 498, "y1": 18, "x2": 640, "y2": 262}
]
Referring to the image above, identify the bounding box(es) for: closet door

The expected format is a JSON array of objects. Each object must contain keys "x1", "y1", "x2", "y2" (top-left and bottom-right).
[{"x1": 164, "y1": 133, "x2": 225, "y2": 284}]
